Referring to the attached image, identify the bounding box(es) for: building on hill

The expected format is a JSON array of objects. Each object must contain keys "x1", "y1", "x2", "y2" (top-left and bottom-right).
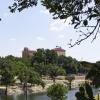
[
  {"x1": 53, "y1": 46, "x2": 66, "y2": 56},
  {"x1": 22, "y1": 46, "x2": 66, "y2": 59},
  {"x1": 22, "y1": 47, "x2": 36, "y2": 59}
]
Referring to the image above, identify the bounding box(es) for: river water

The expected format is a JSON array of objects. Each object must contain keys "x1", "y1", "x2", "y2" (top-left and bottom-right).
[{"x1": 0, "y1": 89, "x2": 78, "y2": 100}]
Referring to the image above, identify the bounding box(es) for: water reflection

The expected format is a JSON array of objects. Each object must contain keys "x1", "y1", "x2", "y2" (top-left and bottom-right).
[{"x1": 0, "y1": 89, "x2": 78, "y2": 100}]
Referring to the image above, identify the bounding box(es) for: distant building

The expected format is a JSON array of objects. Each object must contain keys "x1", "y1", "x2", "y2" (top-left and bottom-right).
[
  {"x1": 22, "y1": 47, "x2": 36, "y2": 59},
  {"x1": 22, "y1": 46, "x2": 66, "y2": 59},
  {"x1": 53, "y1": 46, "x2": 66, "y2": 56}
]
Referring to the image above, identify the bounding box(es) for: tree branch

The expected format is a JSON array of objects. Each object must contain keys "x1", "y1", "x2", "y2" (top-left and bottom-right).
[{"x1": 68, "y1": 20, "x2": 100, "y2": 47}]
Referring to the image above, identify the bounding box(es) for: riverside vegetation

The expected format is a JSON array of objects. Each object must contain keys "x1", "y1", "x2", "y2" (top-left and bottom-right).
[{"x1": 0, "y1": 49, "x2": 100, "y2": 100}]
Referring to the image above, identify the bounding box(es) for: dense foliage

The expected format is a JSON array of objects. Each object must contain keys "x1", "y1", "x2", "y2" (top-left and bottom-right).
[
  {"x1": 0, "y1": 50, "x2": 99, "y2": 99},
  {"x1": 31, "y1": 49, "x2": 84, "y2": 75},
  {"x1": 47, "y1": 83, "x2": 68, "y2": 100},
  {"x1": 75, "y1": 83, "x2": 95, "y2": 100},
  {"x1": 0, "y1": 50, "x2": 86, "y2": 97},
  {"x1": 86, "y1": 62, "x2": 100, "y2": 88},
  {"x1": 0, "y1": 50, "x2": 99, "y2": 100},
  {"x1": 0, "y1": 55, "x2": 44, "y2": 97}
]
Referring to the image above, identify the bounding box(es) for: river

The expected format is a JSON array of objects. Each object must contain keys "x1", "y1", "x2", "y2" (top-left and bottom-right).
[{"x1": 0, "y1": 88, "x2": 78, "y2": 100}]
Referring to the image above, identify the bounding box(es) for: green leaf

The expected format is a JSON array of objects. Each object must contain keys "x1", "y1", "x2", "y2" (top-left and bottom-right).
[
  {"x1": 85, "y1": 83, "x2": 94, "y2": 99},
  {"x1": 83, "y1": 20, "x2": 88, "y2": 26}
]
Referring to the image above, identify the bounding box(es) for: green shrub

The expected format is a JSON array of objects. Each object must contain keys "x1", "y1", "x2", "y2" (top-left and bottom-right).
[{"x1": 47, "y1": 83, "x2": 68, "y2": 100}]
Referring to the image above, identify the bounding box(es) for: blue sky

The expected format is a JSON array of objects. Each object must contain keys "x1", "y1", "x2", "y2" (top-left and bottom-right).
[{"x1": 0, "y1": 1, "x2": 100, "y2": 62}]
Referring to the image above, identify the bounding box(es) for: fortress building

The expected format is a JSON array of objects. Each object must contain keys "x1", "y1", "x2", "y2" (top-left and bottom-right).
[
  {"x1": 53, "y1": 46, "x2": 66, "y2": 56},
  {"x1": 22, "y1": 47, "x2": 36, "y2": 59},
  {"x1": 22, "y1": 46, "x2": 66, "y2": 59}
]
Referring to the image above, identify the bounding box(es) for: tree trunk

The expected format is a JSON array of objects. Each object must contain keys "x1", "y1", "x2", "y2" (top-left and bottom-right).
[
  {"x1": 53, "y1": 77, "x2": 56, "y2": 84},
  {"x1": 69, "y1": 82, "x2": 72, "y2": 90},
  {"x1": 24, "y1": 82, "x2": 28, "y2": 100},
  {"x1": 5, "y1": 85, "x2": 8, "y2": 100},
  {"x1": 97, "y1": 93, "x2": 99, "y2": 100}
]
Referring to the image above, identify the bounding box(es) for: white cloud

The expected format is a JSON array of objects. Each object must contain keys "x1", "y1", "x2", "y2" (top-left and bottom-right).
[
  {"x1": 40, "y1": 10, "x2": 49, "y2": 15},
  {"x1": 9, "y1": 38, "x2": 16, "y2": 41},
  {"x1": 36, "y1": 37, "x2": 45, "y2": 41},
  {"x1": 49, "y1": 18, "x2": 71, "y2": 32}
]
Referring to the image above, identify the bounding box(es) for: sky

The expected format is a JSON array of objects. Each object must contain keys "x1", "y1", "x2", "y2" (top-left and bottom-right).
[{"x1": 0, "y1": 1, "x2": 100, "y2": 62}]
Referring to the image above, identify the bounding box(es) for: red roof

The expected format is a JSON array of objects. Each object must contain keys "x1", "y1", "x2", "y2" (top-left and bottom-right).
[{"x1": 53, "y1": 47, "x2": 65, "y2": 52}]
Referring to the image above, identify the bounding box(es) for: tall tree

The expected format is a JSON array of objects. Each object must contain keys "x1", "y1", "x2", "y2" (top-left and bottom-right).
[
  {"x1": 47, "y1": 64, "x2": 66, "y2": 83},
  {"x1": 17, "y1": 66, "x2": 44, "y2": 100},
  {"x1": 32, "y1": 48, "x2": 58, "y2": 65},
  {"x1": 58, "y1": 56, "x2": 83, "y2": 74},
  {"x1": 32, "y1": 63, "x2": 49, "y2": 77},
  {"x1": 0, "y1": 59, "x2": 16, "y2": 98},
  {"x1": 45, "y1": 49, "x2": 58, "y2": 64},
  {"x1": 32, "y1": 48, "x2": 45, "y2": 64}
]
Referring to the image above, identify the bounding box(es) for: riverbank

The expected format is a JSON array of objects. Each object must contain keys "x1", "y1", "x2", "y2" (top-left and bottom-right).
[
  {"x1": 0, "y1": 79, "x2": 68, "y2": 95},
  {"x1": 0, "y1": 78, "x2": 86, "y2": 95}
]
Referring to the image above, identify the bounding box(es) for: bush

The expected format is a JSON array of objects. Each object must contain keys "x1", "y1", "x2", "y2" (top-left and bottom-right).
[{"x1": 47, "y1": 83, "x2": 68, "y2": 100}]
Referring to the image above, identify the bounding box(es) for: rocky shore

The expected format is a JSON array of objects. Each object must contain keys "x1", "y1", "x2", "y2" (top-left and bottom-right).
[
  {"x1": 0, "y1": 78, "x2": 86, "y2": 95},
  {"x1": 0, "y1": 79, "x2": 67, "y2": 95}
]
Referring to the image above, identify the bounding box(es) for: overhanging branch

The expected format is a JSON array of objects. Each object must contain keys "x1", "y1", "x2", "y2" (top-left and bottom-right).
[{"x1": 68, "y1": 20, "x2": 100, "y2": 47}]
